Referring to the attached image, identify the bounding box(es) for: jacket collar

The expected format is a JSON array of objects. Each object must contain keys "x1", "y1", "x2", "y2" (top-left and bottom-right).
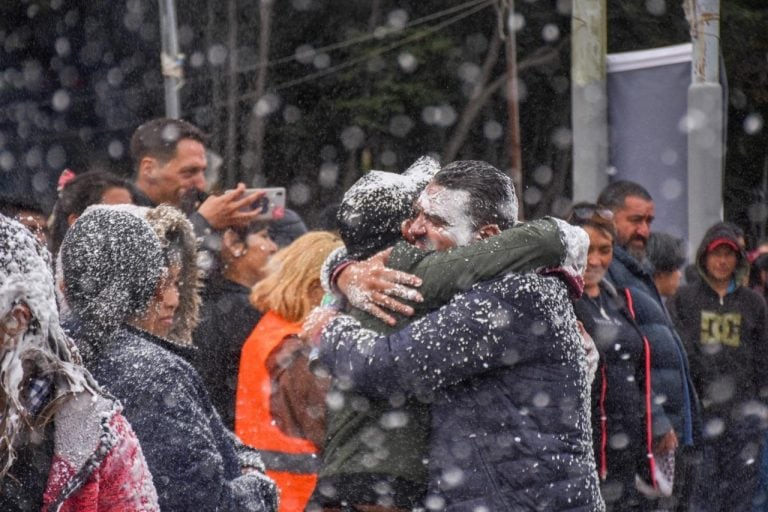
[{"x1": 613, "y1": 245, "x2": 654, "y2": 278}]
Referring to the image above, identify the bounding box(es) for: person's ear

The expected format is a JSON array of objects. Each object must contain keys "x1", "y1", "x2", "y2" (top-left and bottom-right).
[
  {"x1": 222, "y1": 229, "x2": 246, "y2": 258},
  {"x1": 67, "y1": 213, "x2": 79, "y2": 227},
  {"x1": 139, "y1": 157, "x2": 160, "y2": 184},
  {"x1": 4, "y1": 304, "x2": 31, "y2": 337},
  {"x1": 476, "y1": 224, "x2": 501, "y2": 240}
]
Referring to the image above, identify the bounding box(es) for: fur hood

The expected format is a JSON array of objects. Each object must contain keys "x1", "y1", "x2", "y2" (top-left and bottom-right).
[
  {"x1": 61, "y1": 206, "x2": 164, "y2": 363},
  {"x1": 143, "y1": 205, "x2": 201, "y2": 345},
  {"x1": 62, "y1": 204, "x2": 201, "y2": 347}
]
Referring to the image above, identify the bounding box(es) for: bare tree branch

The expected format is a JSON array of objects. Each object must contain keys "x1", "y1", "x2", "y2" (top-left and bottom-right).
[
  {"x1": 244, "y1": 0, "x2": 274, "y2": 186},
  {"x1": 443, "y1": 41, "x2": 563, "y2": 163},
  {"x1": 224, "y1": 0, "x2": 239, "y2": 187}
]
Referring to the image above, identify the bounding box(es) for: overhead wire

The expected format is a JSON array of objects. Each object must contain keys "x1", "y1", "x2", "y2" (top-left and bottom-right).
[
  {"x1": 0, "y1": 0, "x2": 495, "y2": 147},
  {"x1": 4, "y1": 0, "x2": 493, "y2": 110}
]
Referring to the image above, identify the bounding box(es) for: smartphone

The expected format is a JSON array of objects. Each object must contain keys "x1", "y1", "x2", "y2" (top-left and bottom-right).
[{"x1": 242, "y1": 187, "x2": 286, "y2": 220}]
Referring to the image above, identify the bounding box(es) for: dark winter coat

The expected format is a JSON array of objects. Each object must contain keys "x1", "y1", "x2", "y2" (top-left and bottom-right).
[
  {"x1": 89, "y1": 324, "x2": 277, "y2": 512},
  {"x1": 668, "y1": 226, "x2": 768, "y2": 419},
  {"x1": 606, "y1": 244, "x2": 699, "y2": 446},
  {"x1": 314, "y1": 218, "x2": 579, "y2": 509},
  {"x1": 607, "y1": 246, "x2": 663, "y2": 306},
  {"x1": 320, "y1": 272, "x2": 603, "y2": 511},
  {"x1": 60, "y1": 206, "x2": 277, "y2": 512},
  {"x1": 574, "y1": 282, "x2": 657, "y2": 494},
  {"x1": 193, "y1": 276, "x2": 263, "y2": 430}
]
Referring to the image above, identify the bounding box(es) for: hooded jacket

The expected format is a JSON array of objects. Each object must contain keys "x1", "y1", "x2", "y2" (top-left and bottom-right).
[
  {"x1": 0, "y1": 214, "x2": 158, "y2": 511},
  {"x1": 61, "y1": 206, "x2": 277, "y2": 512},
  {"x1": 668, "y1": 223, "x2": 768, "y2": 418}
]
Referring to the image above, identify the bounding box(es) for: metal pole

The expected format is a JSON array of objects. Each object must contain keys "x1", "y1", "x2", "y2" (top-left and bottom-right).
[
  {"x1": 571, "y1": 0, "x2": 608, "y2": 202},
  {"x1": 686, "y1": 0, "x2": 722, "y2": 256},
  {"x1": 158, "y1": 0, "x2": 182, "y2": 119}
]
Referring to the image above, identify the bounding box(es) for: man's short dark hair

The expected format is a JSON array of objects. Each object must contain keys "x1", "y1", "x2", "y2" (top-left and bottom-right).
[
  {"x1": 647, "y1": 232, "x2": 686, "y2": 273},
  {"x1": 0, "y1": 196, "x2": 44, "y2": 218},
  {"x1": 597, "y1": 180, "x2": 653, "y2": 210},
  {"x1": 433, "y1": 160, "x2": 518, "y2": 230},
  {"x1": 130, "y1": 118, "x2": 207, "y2": 172}
]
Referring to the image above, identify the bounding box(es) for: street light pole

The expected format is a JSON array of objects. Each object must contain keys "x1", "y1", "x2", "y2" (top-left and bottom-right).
[{"x1": 158, "y1": 0, "x2": 183, "y2": 119}]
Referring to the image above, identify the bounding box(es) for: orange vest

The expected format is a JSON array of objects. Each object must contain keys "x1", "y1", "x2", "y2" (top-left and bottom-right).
[{"x1": 236, "y1": 310, "x2": 318, "y2": 512}]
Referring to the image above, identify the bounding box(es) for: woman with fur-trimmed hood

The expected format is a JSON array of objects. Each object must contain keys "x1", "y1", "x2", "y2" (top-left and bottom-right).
[
  {"x1": 0, "y1": 214, "x2": 158, "y2": 511},
  {"x1": 114, "y1": 204, "x2": 201, "y2": 360},
  {"x1": 56, "y1": 203, "x2": 200, "y2": 356},
  {"x1": 60, "y1": 205, "x2": 277, "y2": 512}
]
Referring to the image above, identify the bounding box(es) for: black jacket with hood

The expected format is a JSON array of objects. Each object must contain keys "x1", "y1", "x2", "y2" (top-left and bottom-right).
[{"x1": 668, "y1": 223, "x2": 768, "y2": 418}]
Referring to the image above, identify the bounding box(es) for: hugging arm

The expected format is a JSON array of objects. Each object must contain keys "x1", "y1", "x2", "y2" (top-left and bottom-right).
[
  {"x1": 334, "y1": 217, "x2": 586, "y2": 325},
  {"x1": 319, "y1": 286, "x2": 535, "y2": 398}
]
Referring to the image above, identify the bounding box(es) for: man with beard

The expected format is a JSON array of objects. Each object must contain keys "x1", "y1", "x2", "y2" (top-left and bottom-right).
[
  {"x1": 597, "y1": 180, "x2": 701, "y2": 510},
  {"x1": 596, "y1": 181, "x2": 661, "y2": 305}
]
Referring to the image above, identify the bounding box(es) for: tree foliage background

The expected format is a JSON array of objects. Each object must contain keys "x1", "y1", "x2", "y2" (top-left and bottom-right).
[{"x1": 0, "y1": 0, "x2": 765, "y2": 244}]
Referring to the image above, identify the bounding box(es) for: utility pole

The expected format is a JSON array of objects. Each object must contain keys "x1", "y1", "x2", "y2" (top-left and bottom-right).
[
  {"x1": 503, "y1": 0, "x2": 524, "y2": 219},
  {"x1": 571, "y1": 0, "x2": 608, "y2": 202},
  {"x1": 158, "y1": 0, "x2": 183, "y2": 119},
  {"x1": 685, "y1": 0, "x2": 722, "y2": 256}
]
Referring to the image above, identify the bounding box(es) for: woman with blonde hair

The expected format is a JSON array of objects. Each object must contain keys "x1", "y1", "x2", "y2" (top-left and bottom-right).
[{"x1": 236, "y1": 230, "x2": 343, "y2": 512}]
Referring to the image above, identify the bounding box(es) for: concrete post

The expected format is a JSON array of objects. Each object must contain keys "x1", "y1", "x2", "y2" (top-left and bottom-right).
[
  {"x1": 571, "y1": 0, "x2": 609, "y2": 202},
  {"x1": 686, "y1": 0, "x2": 722, "y2": 255}
]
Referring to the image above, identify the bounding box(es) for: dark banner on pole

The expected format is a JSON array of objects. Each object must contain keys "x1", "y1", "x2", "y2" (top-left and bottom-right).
[{"x1": 607, "y1": 43, "x2": 691, "y2": 241}]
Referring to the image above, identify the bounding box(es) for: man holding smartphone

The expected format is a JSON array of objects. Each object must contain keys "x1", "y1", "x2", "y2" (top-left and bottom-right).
[{"x1": 130, "y1": 117, "x2": 269, "y2": 234}]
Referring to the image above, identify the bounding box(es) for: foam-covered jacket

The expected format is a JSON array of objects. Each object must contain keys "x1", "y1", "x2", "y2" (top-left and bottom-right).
[
  {"x1": 42, "y1": 393, "x2": 159, "y2": 512},
  {"x1": 319, "y1": 272, "x2": 603, "y2": 511},
  {"x1": 60, "y1": 206, "x2": 277, "y2": 511},
  {"x1": 606, "y1": 245, "x2": 699, "y2": 446},
  {"x1": 84, "y1": 324, "x2": 278, "y2": 512},
  {"x1": 314, "y1": 218, "x2": 586, "y2": 509}
]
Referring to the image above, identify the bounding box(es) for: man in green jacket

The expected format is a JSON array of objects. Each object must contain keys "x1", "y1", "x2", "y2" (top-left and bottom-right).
[{"x1": 308, "y1": 159, "x2": 587, "y2": 511}]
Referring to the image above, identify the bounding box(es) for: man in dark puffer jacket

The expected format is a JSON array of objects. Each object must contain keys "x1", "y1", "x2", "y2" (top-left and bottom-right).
[
  {"x1": 598, "y1": 181, "x2": 700, "y2": 509},
  {"x1": 314, "y1": 162, "x2": 603, "y2": 511}
]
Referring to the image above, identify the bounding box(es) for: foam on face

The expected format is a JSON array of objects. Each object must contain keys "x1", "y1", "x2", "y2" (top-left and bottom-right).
[{"x1": 416, "y1": 185, "x2": 475, "y2": 248}]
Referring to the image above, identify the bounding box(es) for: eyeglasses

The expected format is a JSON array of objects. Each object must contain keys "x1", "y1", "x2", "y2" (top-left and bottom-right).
[{"x1": 572, "y1": 205, "x2": 614, "y2": 221}]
